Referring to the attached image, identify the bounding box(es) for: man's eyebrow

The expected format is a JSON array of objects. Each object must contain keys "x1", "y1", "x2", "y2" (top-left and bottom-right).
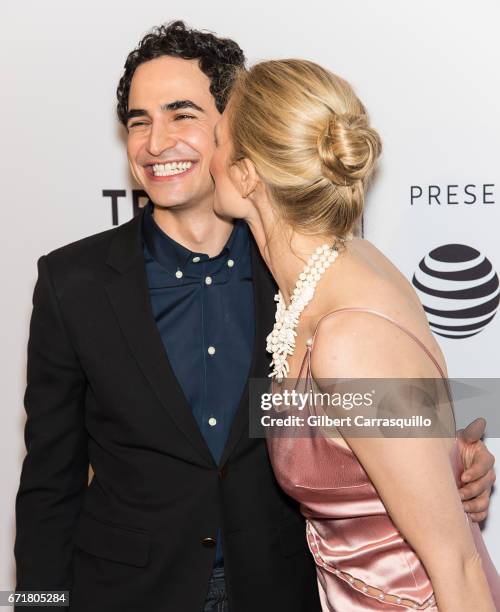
[
  {"x1": 160, "y1": 100, "x2": 205, "y2": 113},
  {"x1": 126, "y1": 109, "x2": 148, "y2": 122},
  {"x1": 125, "y1": 100, "x2": 204, "y2": 123}
]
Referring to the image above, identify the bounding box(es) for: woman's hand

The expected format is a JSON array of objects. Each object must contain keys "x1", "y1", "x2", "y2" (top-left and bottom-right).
[{"x1": 457, "y1": 417, "x2": 496, "y2": 522}]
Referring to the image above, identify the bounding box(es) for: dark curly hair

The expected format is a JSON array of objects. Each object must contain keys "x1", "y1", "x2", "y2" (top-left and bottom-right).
[{"x1": 116, "y1": 20, "x2": 245, "y2": 126}]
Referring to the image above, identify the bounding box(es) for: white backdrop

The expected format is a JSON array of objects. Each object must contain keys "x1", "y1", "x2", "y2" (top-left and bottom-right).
[{"x1": 1, "y1": 0, "x2": 499, "y2": 596}]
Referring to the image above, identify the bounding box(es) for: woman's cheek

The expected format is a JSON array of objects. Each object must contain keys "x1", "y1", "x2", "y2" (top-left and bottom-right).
[{"x1": 209, "y1": 152, "x2": 224, "y2": 182}]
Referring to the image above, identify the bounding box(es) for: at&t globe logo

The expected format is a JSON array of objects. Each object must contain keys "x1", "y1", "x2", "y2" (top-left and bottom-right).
[{"x1": 412, "y1": 244, "x2": 499, "y2": 339}]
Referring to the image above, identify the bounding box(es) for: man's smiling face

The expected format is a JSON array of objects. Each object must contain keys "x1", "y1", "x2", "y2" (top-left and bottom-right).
[{"x1": 126, "y1": 55, "x2": 221, "y2": 210}]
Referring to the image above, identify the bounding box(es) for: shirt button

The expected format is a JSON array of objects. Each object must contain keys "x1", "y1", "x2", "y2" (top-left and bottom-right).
[
  {"x1": 208, "y1": 417, "x2": 217, "y2": 427},
  {"x1": 205, "y1": 276, "x2": 212, "y2": 285},
  {"x1": 192, "y1": 256, "x2": 201, "y2": 263},
  {"x1": 201, "y1": 537, "x2": 216, "y2": 548},
  {"x1": 227, "y1": 259, "x2": 235, "y2": 268},
  {"x1": 207, "y1": 346, "x2": 216, "y2": 355},
  {"x1": 175, "y1": 270, "x2": 183, "y2": 279}
]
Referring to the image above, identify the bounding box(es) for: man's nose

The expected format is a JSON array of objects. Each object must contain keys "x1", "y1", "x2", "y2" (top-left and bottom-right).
[{"x1": 147, "y1": 121, "x2": 177, "y2": 157}]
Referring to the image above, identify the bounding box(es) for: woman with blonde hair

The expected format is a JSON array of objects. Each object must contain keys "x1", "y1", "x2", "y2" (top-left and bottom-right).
[{"x1": 209, "y1": 59, "x2": 500, "y2": 610}]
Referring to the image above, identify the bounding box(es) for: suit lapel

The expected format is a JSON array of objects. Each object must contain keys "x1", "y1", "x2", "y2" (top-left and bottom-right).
[
  {"x1": 219, "y1": 237, "x2": 277, "y2": 466},
  {"x1": 104, "y1": 209, "x2": 215, "y2": 466}
]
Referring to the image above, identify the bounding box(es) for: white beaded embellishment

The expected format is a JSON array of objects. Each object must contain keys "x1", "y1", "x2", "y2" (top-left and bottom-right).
[{"x1": 266, "y1": 238, "x2": 350, "y2": 381}]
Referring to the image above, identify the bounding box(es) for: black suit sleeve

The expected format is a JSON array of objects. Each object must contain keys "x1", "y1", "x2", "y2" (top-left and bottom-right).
[{"x1": 14, "y1": 255, "x2": 88, "y2": 600}]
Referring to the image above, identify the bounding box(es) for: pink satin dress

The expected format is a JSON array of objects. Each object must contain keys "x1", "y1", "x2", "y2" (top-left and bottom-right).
[{"x1": 267, "y1": 308, "x2": 500, "y2": 611}]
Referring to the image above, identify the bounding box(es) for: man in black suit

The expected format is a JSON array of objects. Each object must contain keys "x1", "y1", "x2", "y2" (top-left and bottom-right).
[{"x1": 14, "y1": 21, "x2": 496, "y2": 612}]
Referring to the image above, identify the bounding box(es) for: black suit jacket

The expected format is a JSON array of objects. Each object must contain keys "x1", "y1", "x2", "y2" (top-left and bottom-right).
[{"x1": 14, "y1": 208, "x2": 321, "y2": 612}]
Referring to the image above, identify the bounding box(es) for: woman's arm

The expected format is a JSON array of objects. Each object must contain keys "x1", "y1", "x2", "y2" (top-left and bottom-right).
[{"x1": 311, "y1": 311, "x2": 495, "y2": 612}]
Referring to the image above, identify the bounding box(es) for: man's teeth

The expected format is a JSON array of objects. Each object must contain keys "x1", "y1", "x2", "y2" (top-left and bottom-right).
[{"x1": 152, "y1": 161, "x2": 193, "y2": 176}]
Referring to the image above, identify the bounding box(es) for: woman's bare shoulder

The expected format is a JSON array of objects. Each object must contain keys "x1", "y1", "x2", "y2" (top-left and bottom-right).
[
  {"x1": 310, "y1": 309, "x2": 418, "y2": 378},
  {"x1": 310, "y1": 291, "x2": 445, "y2": 380}
]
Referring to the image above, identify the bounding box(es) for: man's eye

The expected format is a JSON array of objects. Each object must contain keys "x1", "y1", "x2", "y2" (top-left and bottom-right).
[
  {"x1": 129, "y1": 121, "x2": 148, "y2": 128},
  {"x1": 174, "y1": 114, "x2": 195, "y2": 121}
]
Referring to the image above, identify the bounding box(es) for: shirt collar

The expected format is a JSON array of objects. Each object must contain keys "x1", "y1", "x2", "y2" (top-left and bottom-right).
[{"x1": 141, "y1": 201, "x2": 251, "y2": 283}]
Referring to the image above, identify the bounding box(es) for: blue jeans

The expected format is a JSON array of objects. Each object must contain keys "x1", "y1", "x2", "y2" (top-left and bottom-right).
[{"x1": 203, "y1": 565, "x2": 229, "y2": 611}]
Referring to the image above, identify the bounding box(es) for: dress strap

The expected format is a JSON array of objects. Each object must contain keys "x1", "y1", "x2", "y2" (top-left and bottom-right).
[{"x1": 310, "y1": 307, "x2": 447, "y2": 380}]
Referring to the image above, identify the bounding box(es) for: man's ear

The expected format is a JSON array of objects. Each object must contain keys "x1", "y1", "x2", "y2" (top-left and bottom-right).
[{"x1": 231, "y1": 157, "x2": 259, "y2": 198}]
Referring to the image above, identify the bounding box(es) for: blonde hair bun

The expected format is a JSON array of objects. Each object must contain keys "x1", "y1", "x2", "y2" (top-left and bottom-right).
[{"x1": 318, "y1": 113, "x2": 381, "y2": 187}]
